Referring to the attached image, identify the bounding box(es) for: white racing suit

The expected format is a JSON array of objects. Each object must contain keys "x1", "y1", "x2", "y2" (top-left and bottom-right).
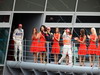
[
  {"x1": 58, "y1": 33, "x2": 72, "y2": 65},
  {"x1": 13, "y1": 28, "x2": 24, "y2": 61}
]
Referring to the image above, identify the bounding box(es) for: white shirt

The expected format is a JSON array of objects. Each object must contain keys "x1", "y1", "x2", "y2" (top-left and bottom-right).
[
  {"x1": 63, "y1": 32, "x2": 71, "y2": 45},
  {"x1": 13, "y1": 28, "x2": 24, "y2": 42}
]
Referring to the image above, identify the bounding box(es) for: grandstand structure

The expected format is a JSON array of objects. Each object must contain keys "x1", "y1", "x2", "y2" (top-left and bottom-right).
[{"x1": 0, "y1": 0, "x2": 100, "y2": 75}]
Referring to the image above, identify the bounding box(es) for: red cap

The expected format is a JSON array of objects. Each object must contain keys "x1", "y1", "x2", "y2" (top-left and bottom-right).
[
  {"x1": 66, "y1": 29, "x2": 70, "y2": 32},
  {"x1": 18, "y1": 24, "x2": 22, "y2": 27}
]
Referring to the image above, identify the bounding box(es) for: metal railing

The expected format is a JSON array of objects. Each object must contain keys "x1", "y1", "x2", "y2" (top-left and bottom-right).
[{"x1": 7, "y1": 39, "x2": 100, "y2": 67}]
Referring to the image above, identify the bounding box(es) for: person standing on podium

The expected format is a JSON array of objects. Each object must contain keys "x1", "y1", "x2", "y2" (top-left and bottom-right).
[{"x1": 13, "y1": 24, "x2": 24, "y2": 61}]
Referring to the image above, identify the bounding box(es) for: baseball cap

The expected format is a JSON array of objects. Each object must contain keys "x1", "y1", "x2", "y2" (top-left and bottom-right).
[
  {"x1": 18, "y1": 24, "x2": 22, "y2": 27},
  {"x1": 66, "y1": 29, "x2": 70, "y2": 32}
]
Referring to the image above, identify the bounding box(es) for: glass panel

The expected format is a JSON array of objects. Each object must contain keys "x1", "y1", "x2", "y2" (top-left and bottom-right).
[
  {"x1": 15, "y1": 0, "x2": 46, "y2": 11},
  {"x1": 45, "y1": 15, "x2": 72, "y2": 23},
  {"x1": 0, "y1": 0, "x2": 13, "y2": 11},
  {"x1": 0, "y1": 28, "x2": 9, "y2": 64},
  {"x1": 76, "y1": 16, "x2": 100, "y2": 23},
  {"x1": 0, "y1": 15, "x2": 10, "y2": 23},
  {"x1": 46, "y1": 0, "x2": 76, "y2": 11},
  {"x1": 77, "y1": 0, "x2": 100, "y2": 12}
]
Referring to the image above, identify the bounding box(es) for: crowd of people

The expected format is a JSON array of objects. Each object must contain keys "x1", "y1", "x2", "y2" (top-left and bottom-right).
[{"x1": 13, "y1": 24, "x2": 100, "y2": 67}]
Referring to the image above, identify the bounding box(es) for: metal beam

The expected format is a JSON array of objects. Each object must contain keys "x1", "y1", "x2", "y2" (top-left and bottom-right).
[
  {"x1": 7, "y1": 61, "x2": 100, "y2": 75},
  {"x1": 20, "y1": 68, "x2": 32, "y2": 75}
]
